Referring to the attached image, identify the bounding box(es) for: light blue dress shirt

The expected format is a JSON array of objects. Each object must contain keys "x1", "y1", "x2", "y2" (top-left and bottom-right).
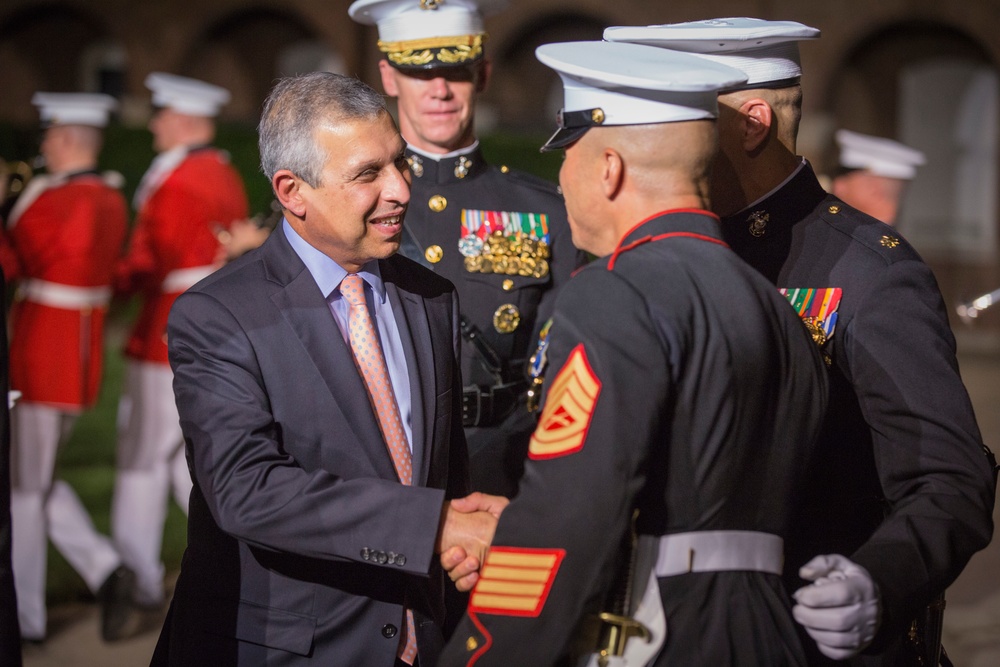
[{"x1": 282, "y1": 220, "x2": 414, "y2": 451}]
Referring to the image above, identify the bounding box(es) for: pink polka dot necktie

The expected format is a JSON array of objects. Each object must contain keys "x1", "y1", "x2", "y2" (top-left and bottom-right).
[{"x1": 339, "y1": 274, "x2": 417, "y2": 664}]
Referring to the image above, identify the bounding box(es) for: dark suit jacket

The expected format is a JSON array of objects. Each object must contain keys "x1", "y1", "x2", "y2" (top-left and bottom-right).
[{"x1": 151, "y1": 228, "x2": 470, "y2": 666}]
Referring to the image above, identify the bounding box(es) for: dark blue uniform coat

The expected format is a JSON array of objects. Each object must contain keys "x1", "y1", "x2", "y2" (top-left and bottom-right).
[
  {"x1": 721, "y1": 163, "x2": 995, "y2": 665},
  {"x1": 440, "y1": 210, "x2": 828, "y2": 666}
]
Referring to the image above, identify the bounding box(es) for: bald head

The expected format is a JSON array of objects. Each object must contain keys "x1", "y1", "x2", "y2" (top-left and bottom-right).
[{"x1": 558, "y1": 119, "x2": 718, "y2": 256}]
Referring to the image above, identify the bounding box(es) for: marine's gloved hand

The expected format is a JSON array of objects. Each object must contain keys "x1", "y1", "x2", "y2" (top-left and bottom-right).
[{"x1": 792, "y1": 554, "x2": 881, "y2": 660}]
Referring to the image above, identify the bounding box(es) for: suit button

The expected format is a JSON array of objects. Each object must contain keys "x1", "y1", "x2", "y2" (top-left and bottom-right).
[
  {"x1": 396, "y1": 554, "x2": 406, "y2": 566},
  {"x1": 360, "y1": 548, "x2": 370, "y2": 561},
  {"x1": 377, "y1": 551, "x2": 388, "y2": 564},
  {"x1": 382, "y1": 624, "x2": 398, "y2": 639}
]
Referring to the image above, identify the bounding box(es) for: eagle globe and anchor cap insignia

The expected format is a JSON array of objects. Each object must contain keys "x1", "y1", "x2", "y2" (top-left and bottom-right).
[{"x1": 748, "y1": 210, "x2": 769, "y2": 237}]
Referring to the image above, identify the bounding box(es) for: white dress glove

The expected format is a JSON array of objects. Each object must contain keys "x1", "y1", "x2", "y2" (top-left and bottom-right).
[{"x1": 792, "y1": 554, "x2": 881, "y2": 660}]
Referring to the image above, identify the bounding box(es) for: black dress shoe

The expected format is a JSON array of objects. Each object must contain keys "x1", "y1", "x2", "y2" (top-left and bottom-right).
[{"x1": 97, "y1": 565, "x2": 139, "y2": 641}]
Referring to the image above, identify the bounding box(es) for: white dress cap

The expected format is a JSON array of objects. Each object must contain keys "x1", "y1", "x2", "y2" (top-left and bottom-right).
[
  {"x1": 32, "y1": 92, "x2": 118, "y2": 128},
  {"x1": 145, "y1": 72, "x2": 231, "y2": 117},
  {"x1": 535, "y1": 41, "x2": 747, "y2": 151},
  {"x1": 836, "y1": 129, "x2": 927, "y2": 180},
  {"x1": 604, "y1": 18, "x2": 820, "y2": 89},
  {"x1": 349, "y1": 0, "x2": 508, "y2": 69}
]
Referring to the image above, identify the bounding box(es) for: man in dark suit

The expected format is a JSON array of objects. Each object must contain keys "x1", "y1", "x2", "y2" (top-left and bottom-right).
[{"x1": 151, "y1": 71, "x2": 504, "y2": 667}]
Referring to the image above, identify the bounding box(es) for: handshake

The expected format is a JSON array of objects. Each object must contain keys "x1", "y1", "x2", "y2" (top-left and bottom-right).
[{"x1": 434, "y1": 492, "x2": 510, "y2": 592}]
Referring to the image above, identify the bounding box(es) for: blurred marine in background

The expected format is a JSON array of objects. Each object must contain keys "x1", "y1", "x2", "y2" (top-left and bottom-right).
[
  {"x1": 111, "y1": 73, "x2": 248, "y2": 611},
  {"x1": 831, "y1": 129, "x2": 926, "y2": 227},
  {"x1": 0, "y1": 92, "x2": 134, "y2": 643}
]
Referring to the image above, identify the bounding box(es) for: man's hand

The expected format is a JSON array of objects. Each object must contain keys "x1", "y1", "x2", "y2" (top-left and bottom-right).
[
  {"x1": 214, "y1": 218, "x2": 271, "y2": 263},
  {"x1": 792, "y1": 554, "x2": 881, "y2": 660},
  {"x1": 437, "y1": 493, "x2": 509, "y2": 592}
]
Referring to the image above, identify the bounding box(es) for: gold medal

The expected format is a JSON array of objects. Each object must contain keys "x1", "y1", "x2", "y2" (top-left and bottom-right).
[
  {"x1": 428, "y1": 195, "x2": 447, "y2": 212},
  {"x1": 537, "y1": 239, "x2": 551, "y2": 259},
  {"x1": 464, "y1": 256, "x2": 482, "y2": 272},
  {"x1": 493, "y1": 304, "x2": 521, "y2": 334},
  {"x1": 424, "y1": 245, "x2": 443, "y2": 263},
  {"x1": 532, "y1": 259, "x2": 549, "y2": 279}
]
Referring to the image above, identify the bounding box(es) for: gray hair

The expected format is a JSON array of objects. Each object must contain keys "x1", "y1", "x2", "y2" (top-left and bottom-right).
[{"x1": 258, "y1": 72, "x2": 388, "y2": 187}]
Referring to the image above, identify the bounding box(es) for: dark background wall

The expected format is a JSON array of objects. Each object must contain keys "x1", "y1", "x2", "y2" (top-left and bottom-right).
[{"x1": 2, "y1": 0, "x2": 999, "y2": 333}]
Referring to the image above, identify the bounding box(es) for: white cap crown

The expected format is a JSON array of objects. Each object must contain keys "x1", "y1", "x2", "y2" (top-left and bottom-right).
[
  {"x1": 535, "y1": 41, "x2": 747, "y2": 150},
  {"x1": 604, "y1": 18, "x2": 820, "y2": 89},
  {"x1": 836, "y1": 129, "x2": 927, "y2": 179},
  {"x1": 32, "y1": 92, "x2": 118, "y2": 128},
  {"x1": 145, "y1": 72, "x2": 230, "y2": 117},
  {"x1": 349, "y1": 0, "x2": 508, "y2": 69}
]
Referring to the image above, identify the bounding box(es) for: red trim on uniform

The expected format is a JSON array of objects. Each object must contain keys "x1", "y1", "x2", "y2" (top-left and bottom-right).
[
  {"x1": 607, "y1": 209, "x2": 725, "y2": 270},
  {"x1": 465, "y1": 611, "x2": 493, "y2": 667},
  {"x1": 619, "y1": 208, "x2": 719, "y2": 244},
  {"x1": 609, "y1": 232, "x2": 730, "y2": 270}
]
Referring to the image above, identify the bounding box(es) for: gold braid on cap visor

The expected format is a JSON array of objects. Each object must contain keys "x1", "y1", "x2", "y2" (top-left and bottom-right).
[{"x1": 379, "y1": 33, "x2": 486, "y2": 67}]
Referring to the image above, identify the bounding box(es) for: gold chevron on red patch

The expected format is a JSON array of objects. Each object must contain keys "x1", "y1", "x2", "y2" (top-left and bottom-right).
[
  {"x1": 469, "y1": 547, "x2": 566, "y2": 617},
  {"x1": 528, "y1": 344, "x2": 601, "y2": 460}
]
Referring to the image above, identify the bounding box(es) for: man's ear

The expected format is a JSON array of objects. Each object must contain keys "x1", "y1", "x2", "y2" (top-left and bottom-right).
[
  {"x1": 378, "y1": 59, "x2": 399, "y2": 97},
  {"x1": 601, "y1": 148, "x2": 625, "y2": 201},
  {"x1": 273, "y1": 170, "x2": 306, "y2": 219},
  {"x1": 475, "y1": 59, "x2": 492, "y2": 94},
  {"x1": 739, "y1": 98, "x2": 774, "y2": 152}
]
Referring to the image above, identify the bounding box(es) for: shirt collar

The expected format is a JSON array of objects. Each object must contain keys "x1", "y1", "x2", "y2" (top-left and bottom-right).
[{"x1": 281, "y1": 219, "x2": 386, "y2": 302}]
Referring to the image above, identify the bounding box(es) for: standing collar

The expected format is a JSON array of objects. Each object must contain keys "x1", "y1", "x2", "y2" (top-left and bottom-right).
[
  {"x1": 720, "y1": 161, "x2": 828, "y2": 240},
  {"x1": 281, "y1": 219, "x2": 385, "y2": 302},
  {"x1": 405, "y1": 142, "x2": 488, "y2": 185},
  {"x1": 732, "y1": 157, "x2": 807, "y2": 215},
  {"x1": 407, "y1": 140, "x2": 479, "y2": 162}
]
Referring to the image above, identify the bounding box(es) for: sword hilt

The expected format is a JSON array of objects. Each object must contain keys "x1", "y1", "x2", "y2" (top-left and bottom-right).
[{"x1": 593, "y1": 612, "x2": 651, "y2": 666}]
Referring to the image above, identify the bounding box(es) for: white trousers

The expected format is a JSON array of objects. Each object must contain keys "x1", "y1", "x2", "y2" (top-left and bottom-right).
[
  {"x1": 10, "y1": 402, "x2": 122, "y2": 640},
  {"x1": 112, "y1": 360, "x2": 191, "y2": 606}
]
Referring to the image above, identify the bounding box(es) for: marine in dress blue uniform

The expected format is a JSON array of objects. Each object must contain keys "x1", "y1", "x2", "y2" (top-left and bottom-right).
[
  {"x1": 605, "y1": 18, "x2": 997, "y2": 665},
  {"x1": 440, "y1": 40, "x2": 829, "y2": 667},
  {"x1": 350, "y1": 0, "x2": 586, "y2": 498}
]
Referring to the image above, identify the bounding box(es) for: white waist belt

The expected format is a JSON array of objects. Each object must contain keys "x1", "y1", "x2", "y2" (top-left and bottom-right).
[
  {"x1": 654, "y1": 530, "x2": 784, "y2": 577},
  {"x1": 19, "y1": 279, "x2": 111, "y2": 309},
  {"x1": 161, "y1": 265, "x2": 216, "y2": 293}
]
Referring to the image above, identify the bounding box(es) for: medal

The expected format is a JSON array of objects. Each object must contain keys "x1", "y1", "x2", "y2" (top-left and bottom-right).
[
  {"x1": 493, "y1": 304, "x2": 520, "y2": 333},
  {"x1": 424, "y1": 245, "x2": 443, "y2": 263},
  {"x1": 458, "y1": 234, "x2": 484, "y2": 257}
]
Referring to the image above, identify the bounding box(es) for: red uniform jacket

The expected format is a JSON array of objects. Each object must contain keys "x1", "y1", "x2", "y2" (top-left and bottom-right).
[
  {"x1": 115, "y1": 147, "x2": 248, "y2": 364},
  {"x1": 1, "y1": 171, "x2": 128, "y2": 409}
]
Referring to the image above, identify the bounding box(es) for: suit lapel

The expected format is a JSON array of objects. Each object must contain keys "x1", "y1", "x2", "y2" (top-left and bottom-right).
[
  {"x1": 262, "y1": 231, "x2": 399, "y2": 481},
  {"x1": 383, "y1": 261, "x2": 435, "y2": 488}
]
